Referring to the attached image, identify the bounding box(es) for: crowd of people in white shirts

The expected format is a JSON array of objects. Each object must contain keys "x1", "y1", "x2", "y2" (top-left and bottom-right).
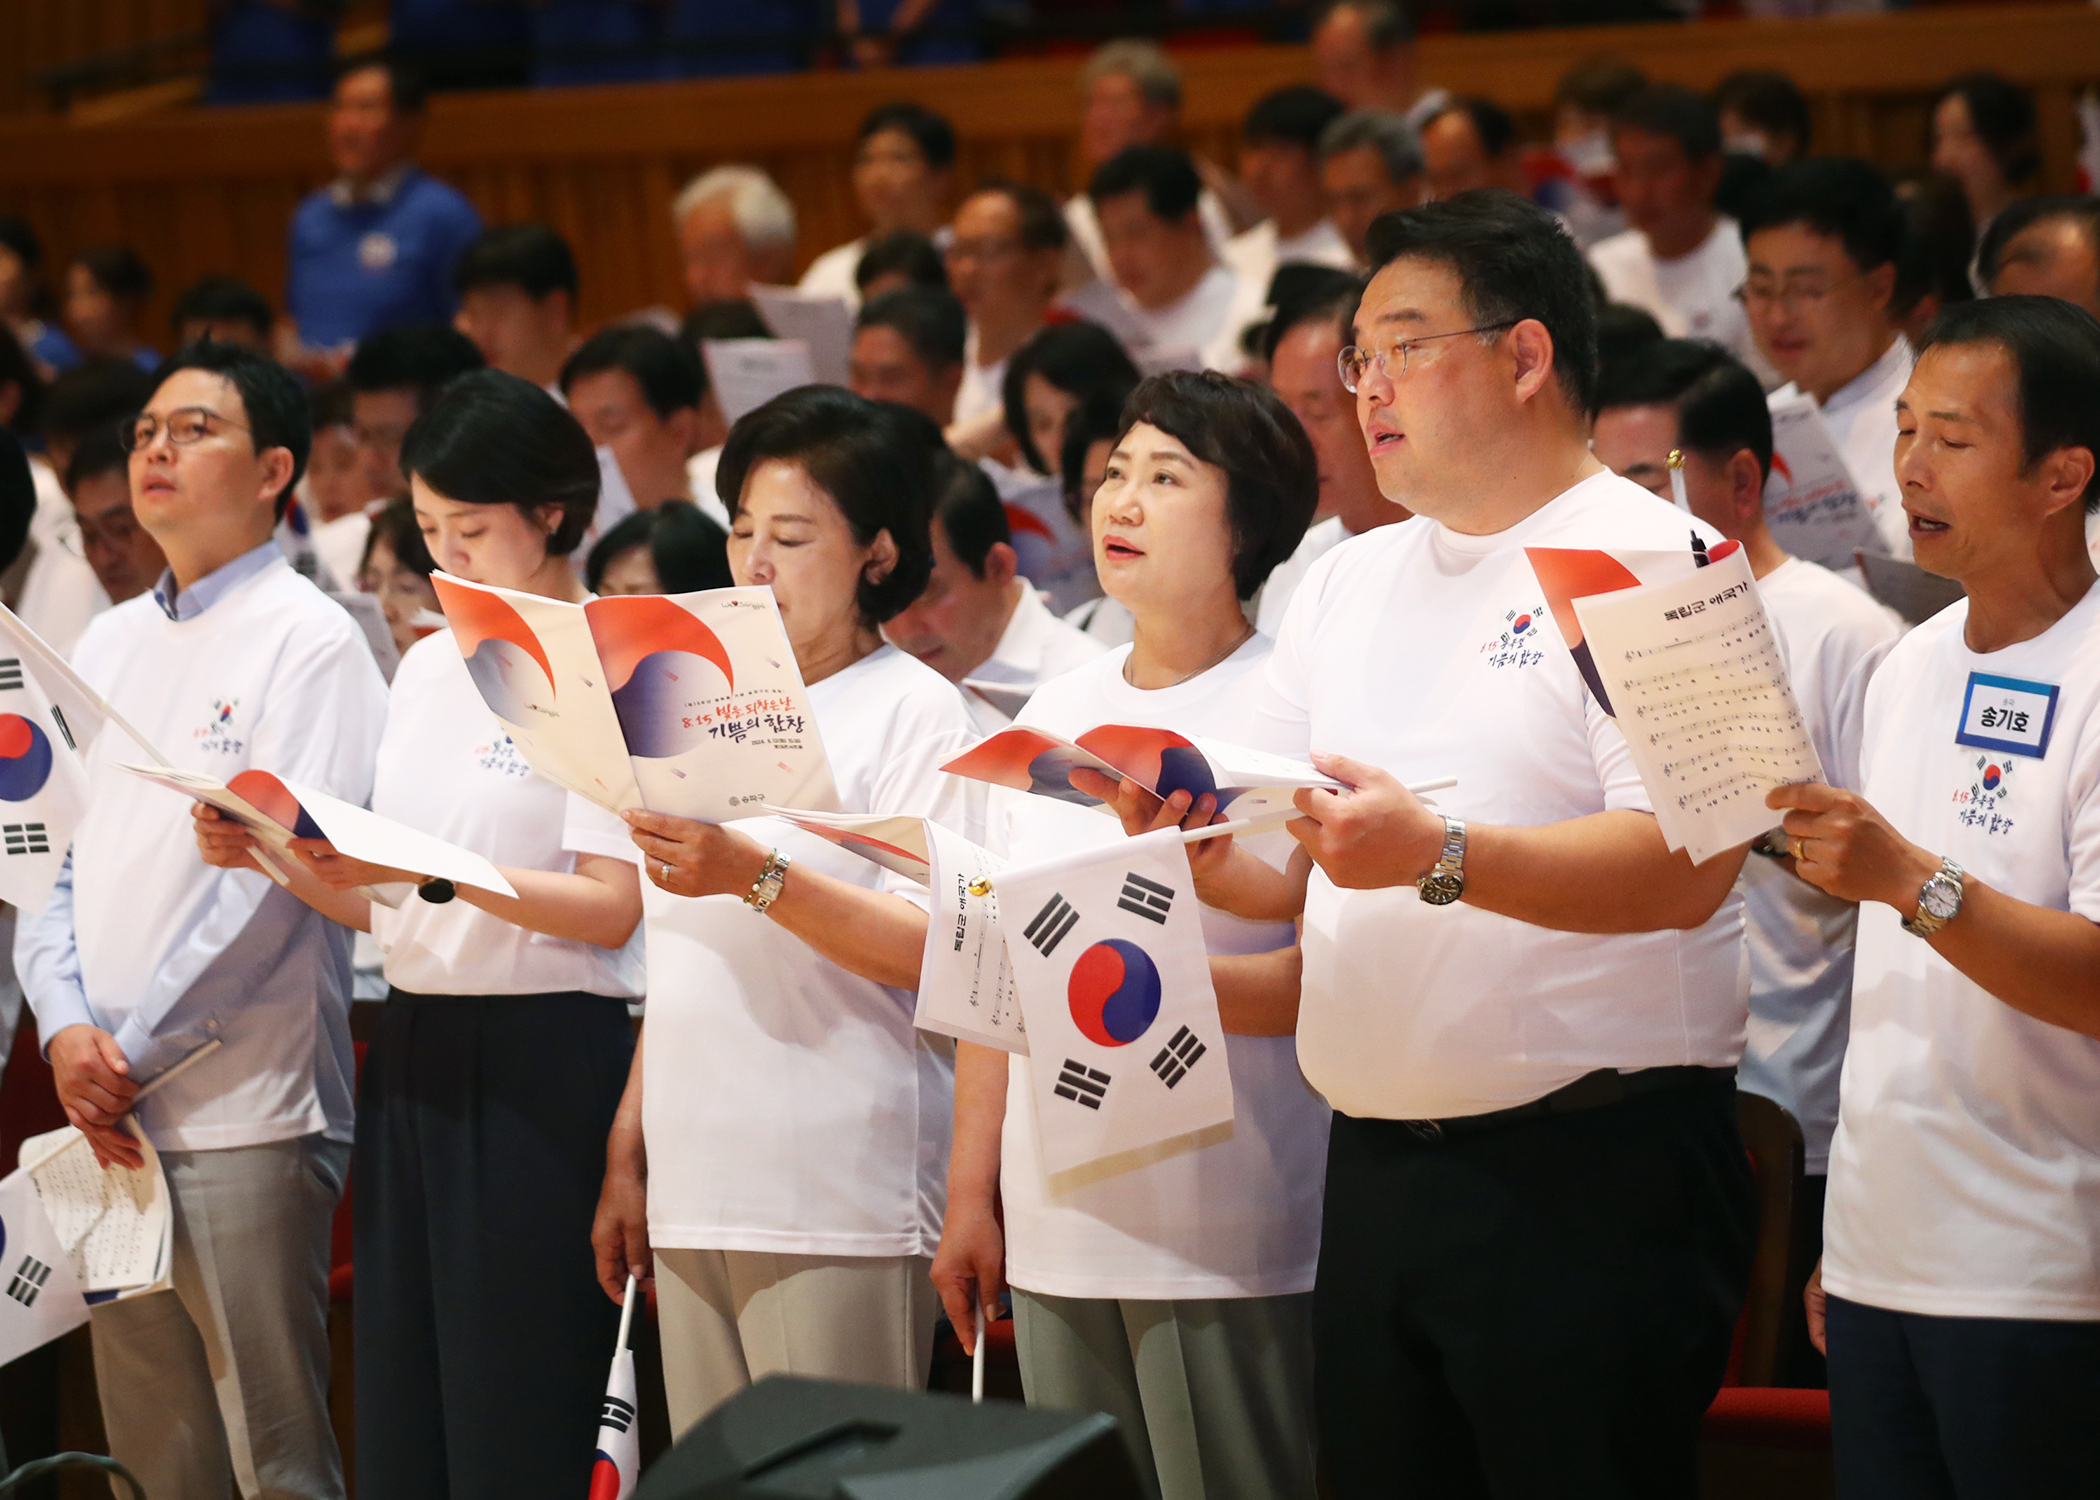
[{"x1": 2, "y1": 8, "x2": 2100, "y2": 1499}]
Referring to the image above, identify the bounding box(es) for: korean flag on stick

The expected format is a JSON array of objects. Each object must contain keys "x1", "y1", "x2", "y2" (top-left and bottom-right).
[
  {"x1": 997, "y1": 826, "x2": 1233, "y2": 1177},
  {"x1": 0, "y1": 610, "x2": 104, "y2": 911},
  {"x1": 588, "y1": 1274, "x2": 642, "y2": 1500},
  {"x1": 0, "y1": 1167, "x2": 90, "y2": 1368}
]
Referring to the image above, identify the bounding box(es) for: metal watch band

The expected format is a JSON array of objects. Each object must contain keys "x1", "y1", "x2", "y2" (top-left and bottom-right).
[
  {"x1": 1900, "y1": 856, "x2": 1966, "y2": 937},
  {"x1": 1415, "y1": 816, "x2": 1466, "y2": 906},
  {"x1": 744, "y1": 848, "x2": 792, "y2": 914}
]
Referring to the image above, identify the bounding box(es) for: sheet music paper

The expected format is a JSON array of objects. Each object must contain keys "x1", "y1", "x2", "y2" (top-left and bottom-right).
[
  {"x1": 1570, "y1": 547, "x2": 1823, "y2": 864},
  {"x1": 1764, "y1": 392, "x2": 1882, "y2": 571},
  {"x1": 21, "y1": 1125, "x2": 170, "y2": 1292}
]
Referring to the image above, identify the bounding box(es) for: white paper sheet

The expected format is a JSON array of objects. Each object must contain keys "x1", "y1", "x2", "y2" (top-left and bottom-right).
[
  {"x1": 749, "y1": 286, "x2": 853, "y2": 386},
  {"x1": 1570, "y1": 547, "x2": 1823, "y2": 864},
  {"x1": 1764, "y1": 392, "x2": 1883, "y2": 571},
  {"x1": 916, "y1": 821, "x2": 1025, "y2": 1055},
  {"x1": 701, "y1": 338, "x2": 815, "y2": 425},
  {"x1": 21, "y1": 1123, "x2": 169, "y2": 1293}
]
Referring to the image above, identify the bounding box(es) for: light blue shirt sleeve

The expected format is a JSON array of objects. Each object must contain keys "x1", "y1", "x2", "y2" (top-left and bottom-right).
[{"x1": 16, "y1": 850, "x2": 98, "y2": 1047}]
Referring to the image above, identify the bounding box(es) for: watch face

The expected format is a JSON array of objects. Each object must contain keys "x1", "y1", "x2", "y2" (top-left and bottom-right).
[
  {"x1": 1923, "y1": 877, "x2": 1961, "y2": 920},
  {"x1": 1418, "y1": 871, "x2": 1463, "y2": 907}
]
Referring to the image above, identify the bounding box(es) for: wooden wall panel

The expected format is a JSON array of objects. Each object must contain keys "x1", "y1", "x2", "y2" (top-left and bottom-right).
[{"x1": 0, "y1": 6, "x2": 2092, "y2": 340}]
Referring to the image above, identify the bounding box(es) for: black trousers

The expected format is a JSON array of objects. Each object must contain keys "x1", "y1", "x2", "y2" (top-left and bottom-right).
[
  {"x1": 1314, "y1": 1076, "x2": 1757, "y2": 1500},
  {"x1": 1827, "y1": 1295, "x2": 2100, "y2": 1500},
  {"x1": 354, "y1": 989, "x2": 634, "y2": 1500}
]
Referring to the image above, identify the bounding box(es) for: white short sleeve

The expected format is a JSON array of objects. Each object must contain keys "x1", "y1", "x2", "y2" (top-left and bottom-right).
[{"x1": 564, "y1": 792, "x2": 641, "y2": 864}]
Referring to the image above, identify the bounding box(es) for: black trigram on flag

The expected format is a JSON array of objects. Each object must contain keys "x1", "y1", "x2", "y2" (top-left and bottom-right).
[
  {"x1": 1055, "y1": 1058, "x2": 1110, "y2": 1109},
  {"x1": 1024, "y1": 892, "x2": 1080, "y2": 957},
  {"x1": 1149, "y1": 1026, "x2": 1207, "y2": 1088},
  {"x1": 0, "y1": 659, "x2": 20, "y2": 691},
  {"x1": 7, "y1": 1254, "x2": 52, "y2": 1308},
  {"x1": 3, "y1": 823, "x2": 48, "y2": 856},
  {"x1": 1117, "y1": 872, "x2": 1174, "y2": 924},
  {"x1": 599, "y1": 1395, "x2": 635, "y2": 1434}
]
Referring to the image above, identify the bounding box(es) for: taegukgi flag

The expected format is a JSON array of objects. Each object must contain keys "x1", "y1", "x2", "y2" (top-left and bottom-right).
[
  {"x1": 0, "y1": 607, "x2": 98, "y2": 911},
  {"x1": 0, "y1": 1167, "x2": 89, "y2": 1367},
  {"x1": 997, "y1": 826, "x2": 1233, "y2": 1176},
  {"x1": 588, "y1": 1277, "x2": 641, "y2": 1500}
]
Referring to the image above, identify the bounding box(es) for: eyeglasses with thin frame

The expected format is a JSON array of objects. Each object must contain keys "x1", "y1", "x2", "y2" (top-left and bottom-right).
[
  {"x1": 1732, "y1": 272, "x2": 1862, "y2": 314},
  {"x1": 120, "y1": 407, "x2": 251, "y2": 452},
  {"x1": 1337, "y1": 322, "x2": 1519, "y2": 394}
]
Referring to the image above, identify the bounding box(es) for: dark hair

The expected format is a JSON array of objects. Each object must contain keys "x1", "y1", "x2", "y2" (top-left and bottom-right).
[
  {"x1": 345, "y1": 323, "x2": 485, "y2": 409},
  {"x1": 714, "y1": 386, "x2": 937, "y2": 625},
  {"x1": 1366, "y1": 191, "x2": 1600, "y2": 417},
  {"x1": 1261, "y1": 267, "x2": 1363, "y2": 364},
  {"x1": 857, "y1": 286, "x2": 966, "y2": 372},
  {"x1": 1060, "y1": 387, "x2": 1128, "y2": 527},
  {"x1": 1739, "y1": 158, "x2": 1905, "y2": 274},
  {"x1": 308, "y1": 377, "x2": 356, "y2": 432},
  {"x1": 337, "y1": 53, "x2": 427, "y2": 114},
  {"x1": 584, "y1": 499, "x2": 733, "y2": 595},
  {"x1": 1244, "y1": 86, "x2": 1347, "y2": 152},
  {"x1": 970, "y1": 179, "x2": 1070, "y2": 253},
  {"x1": 1935, "y1": 72, "x2": 2039, "y2": 185},
  {"x1": 1597, "y1": 338, "x2": 1773, "y2": 482},
  {"x1": 170, "y1": 274, "x2": 272, "y2": 341},
  {"x1": 1714, "y1": 70, "x2": 1811, "y2": 157},
  {"x1": 1555, "y1": 57, "x2": 1647, "y2": 116},
  {"x1": 854, "y1": 230, "x2": 949, "y2": 296},
  {"x1": 1916, "y1": 296, "x2": 2100, "y2": 511},
  {"x1": 1595, "y1": 301, "x2": 1665, "y2": 372},
  {"x1": 73, "y1": 243, "x2": 153, "y2": 303},
  {"x1": 1425, "y1": 96, "x2": 1515, "y2": 159},
  {"x1": 400, "y1": 370, "x2": 598, "y2": 555},
  {"x1": 0, "y1": 322, "x2": 44, "y2": 438},
  {"x1": 561, "y1": 325, "x2": 704, "y2": 416},
  {"x1": 153, "y1": 339, "x2": 313, "y2": 518},
  {"x1": 0, "y1": 430, "x2": 32, "y2": 577},
  {"x1": 1089, "y1": 145, "x2": 1203, "y2": 222},
  {"x1": 1001, "y1": 320, "x2": 1142, "y2": 475},
  {"x1": 679, "y1": 299, "x2": 772, "y2": 349},
  {"x1": 1117, "y1": 372, "x2": 1319, "y2": 600},
  {"x1": 931, "y1": 455, "x2": 1010, "y2": 578},
  {"x1": 0, "y1": 216, "x2": 42, "y2": 273},
  {"x1": 361, "y1": 492, "x2": 435, "y2": 578},
  {"x1": 1316, "y1": 0, "x2": 1414, "y2": 49},
  {"x1": 1613, "y1": 84, "x2": 1723, "y2": 162},
  {"x1": 858, "y1": 101, "x2": 957, "y2": 172},
  {"x1": 63, "y1": 425, "x2": 129, "y2": 494},
  {"x1": 42, "y1": 357, "x2": 156, "y2": 449},
  {"x1": 1714, "y1": 151, "x2": 1772, "y2": 224},
  {"x1": 454, "y1": 222, "x2": 579, "y2": 301},
  {"x1": 1978, "y1": 195, "x2": 2100, "y2": 290},
  {"x1": 1893, "y1": 172, "x2": 1977, "y2": 325}
]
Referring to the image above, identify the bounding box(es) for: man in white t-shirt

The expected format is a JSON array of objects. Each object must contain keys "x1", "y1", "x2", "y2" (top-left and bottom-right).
[
  {"x1": 1595, "y1": 338, "x2": 1901, "y2": 1381},
  {"x1": 1310, "y1": 0, "x2": 1449, "y2": 128},
  {"x1": 451, "y1": 222, "x2": 580, "y2": 394},
  {"x1": 17, "y1": 343, "x2": 389, "y2": 1498},
  {"x1": 1741, "y1": 159, "x2": 1917, "y2": 560},
  {"x1": 343, "y1": 322, "x2": 485, "y2": 500},
  {"x1": 1589, "y1": 85, "x2": 1777, "y2": 385},
  {"x1": 1255, "y1": 274, "x2": 1411, "y2": 633},
  {"x1": 1319, "y1": 109, "x2": 1427, "y2": 271},
  {"x1": 883, "y1": 458, "x2": 1104, "y2": 730},
  {"x1": 947, "y1": 181, "x2": 1069, "y2": 432},
  {"x1": 1216, "y1": 86, "x2": 1355, "y2": 376},
  {"x1": 1206, "y1": 193, "x2": 1758, "y2": 1496},
  {"x1": 1771, "y1": 298, "x2": 2100, "y2": 1496},
  {"x1": 561, "y1": 324, "x2": 730, "y2": 531},
  {"x1": 1088, "y1": 146, "x2": 1241, "y2": 371},
  {"x1": 1419, "y1": 96, "x2": 1525, "y2": 202},
  {"x1": 798, "y1": 102, "x2": 957, "y2": 312},
  {"x1": 847, "y1": 286, "x2": 966, "y2": 429}
]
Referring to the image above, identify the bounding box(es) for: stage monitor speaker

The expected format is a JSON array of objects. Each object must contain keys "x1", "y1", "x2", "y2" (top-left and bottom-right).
[{"x1": 634, "y1": 1375, "x2": 1145, "y2": 1500}]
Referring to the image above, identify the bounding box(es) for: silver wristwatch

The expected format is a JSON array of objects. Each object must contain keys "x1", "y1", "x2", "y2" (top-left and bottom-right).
[
  {"x1": 744, "y1": 847, "x2": 792, "y2": 914},
  {"x1": 1415, "y1": 817, "x2": 1466, "y2": 906},
  {"x1": 1900, "y1": 856, "x2": 1965, "y2": 937}
]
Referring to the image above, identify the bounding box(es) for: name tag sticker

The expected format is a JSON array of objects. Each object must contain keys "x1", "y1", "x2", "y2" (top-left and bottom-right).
[{"x1": 1956, "y1": 672, "x2": 2058, "y2": 759}]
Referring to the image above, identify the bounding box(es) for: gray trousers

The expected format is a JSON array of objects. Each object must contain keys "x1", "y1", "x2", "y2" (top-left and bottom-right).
[
  {"x1": 1012, "y1": 1288, "x2": 1318, "y2": 1500},
  {"x1": 88, "y1": 1132, "x2": 350, "y2": 1500}
]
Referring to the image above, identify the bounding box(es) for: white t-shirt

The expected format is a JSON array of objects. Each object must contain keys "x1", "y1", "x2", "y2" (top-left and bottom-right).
[
  {"x1": 1211, "y1": 218, "x2": 1356, "y2": 375},
  {"x1": 954, "y1": 325, "x2": 1008, "y2": 429},
  {"x1": 798, "y1": 238, "x2": 866, "y2": 310},
  {"x1": 1254, "y1": 470, "x2": 1747, "y2": 1119},
  {"x1": 66, "y1": 558, "x2": 389, "y2": 1149},
  {"x1": 1736, "y1": 558, "x2": 1901, "y2": 1173},
  {"x1": 1824, "y1": 583, "x2": 2100, "y2": 1320},
  {"x1": 684, "y1": 446, "x2": 733, "y2": 531},
  {"x1": 963, "y1": 587, "x2": 1110, "y2": 732},
  {"x1": 1120, "y1": 265, "x2": 1242, "y2": 373},
  {"x1": 1255, "y1": 516, "x2": 1364, "y2": 636},
  {"x1": 367, "y1": 631, "x2": 644, "y2": 999},
  {"x1": 313, "y1": 510, "x2": 372, "y2": 592},
  {"x1": 1778, "y1": 335, "x2": 1914, "y2": 562},
  {"x1": 20, "y1": 457, "x2": 110, "y2": 658},
  {"x1": 996, "y1": 638, "x2": 1331, "y2": 1299},
  {"x1": 1589, "y1": 219, "x2": 1779, "y2": 387},
  {"x1": 641, "y1": 644, "x2": 980, "y2": 1257},
  {"x1": 1065, "y1": 190, "x2": 1236, "y2": 287}
]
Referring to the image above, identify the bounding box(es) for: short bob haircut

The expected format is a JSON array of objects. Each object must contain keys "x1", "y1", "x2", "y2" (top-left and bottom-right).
[
  {"x1": 1001, "y1": 321, "x2": 1141, "y2": 475},
  {"x1": 1115, "y1": 371, "x2": 1318, "y2": 600},
  {"x1": 1916, "y1": 295, "x2": 2100, "y2": 513},
  {"x1": 153, "y1": 339, "x2": 312, "y2": 519},
  {"x1": 715, "y1": 385, "x2": 938, "y2": 625},
  {"x1": 399, "y1": 369, "x2": 598, "y2": 555}
]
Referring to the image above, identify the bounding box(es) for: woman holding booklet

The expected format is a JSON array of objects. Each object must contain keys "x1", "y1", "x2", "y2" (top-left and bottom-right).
[
  {"x1": 932, "y1": 371, "x2": 1331, "y2": 1500},
  {"x1": 194, "y1": 371, "x2": 645, "y2": 1499},
  {"x1": 590, "y1": 386, "x2": 981, "y2": 1433}
]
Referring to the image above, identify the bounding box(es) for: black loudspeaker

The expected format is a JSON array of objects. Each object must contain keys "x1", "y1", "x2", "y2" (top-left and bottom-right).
[{"x1": 633, "y1": 1375, "x2": 1145, "y2": 1500}]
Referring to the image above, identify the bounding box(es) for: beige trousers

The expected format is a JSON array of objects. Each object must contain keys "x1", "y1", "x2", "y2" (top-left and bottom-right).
[{"x1": 653, "y1": 1247, "x2": 939, "y2": 1438}]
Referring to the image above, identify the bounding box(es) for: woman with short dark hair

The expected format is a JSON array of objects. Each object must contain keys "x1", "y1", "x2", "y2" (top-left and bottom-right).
[
  {"x1": 935, "y1": 370, "x2": 1330, "y2": 1500},
  {"x1": 584, "y1": 498, "x2": 733, "y2": 596},
  {"x1": 592, "y1": 384, "x2": 981, "y2": 1435},
  {"x1": 195, "y1": 369, "x2": 645, "y2": 1498}
]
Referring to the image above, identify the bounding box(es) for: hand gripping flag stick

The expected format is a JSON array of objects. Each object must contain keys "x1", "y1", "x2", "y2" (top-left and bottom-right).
[{"x1": 965, "y1": 777, "x2": 1458, "y2": 897}]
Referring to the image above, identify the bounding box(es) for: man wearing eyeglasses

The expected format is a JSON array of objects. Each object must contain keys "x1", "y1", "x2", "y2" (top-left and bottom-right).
[
  {"x1": 1741, "y1": 159, "x2": 1916, "y2": 560},
  {"x1": 945, "y1": 182, "x2": 1069, "y2": 435},
  {"x1": 1183, "y1": 192, "x2": 1758, "y2": 1497},
  {"x1": 17, "y1": 342, "x2": 388, "y2": 1500}
]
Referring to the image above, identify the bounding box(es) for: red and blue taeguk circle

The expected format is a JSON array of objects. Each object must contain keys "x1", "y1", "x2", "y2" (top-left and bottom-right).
[
  {"x1": 1512, "y1": 613, "x2": 1532, "y2": 634},
  {"x1": 0, "y1": 714, "x2": 54, "y2": 802},
  {"x1": 1983, "y1": 764, "x2": 2002, "y2": 791},
  {"x1": 1067, "y1": 938, "x2": 1162, "y2": 1047}
]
